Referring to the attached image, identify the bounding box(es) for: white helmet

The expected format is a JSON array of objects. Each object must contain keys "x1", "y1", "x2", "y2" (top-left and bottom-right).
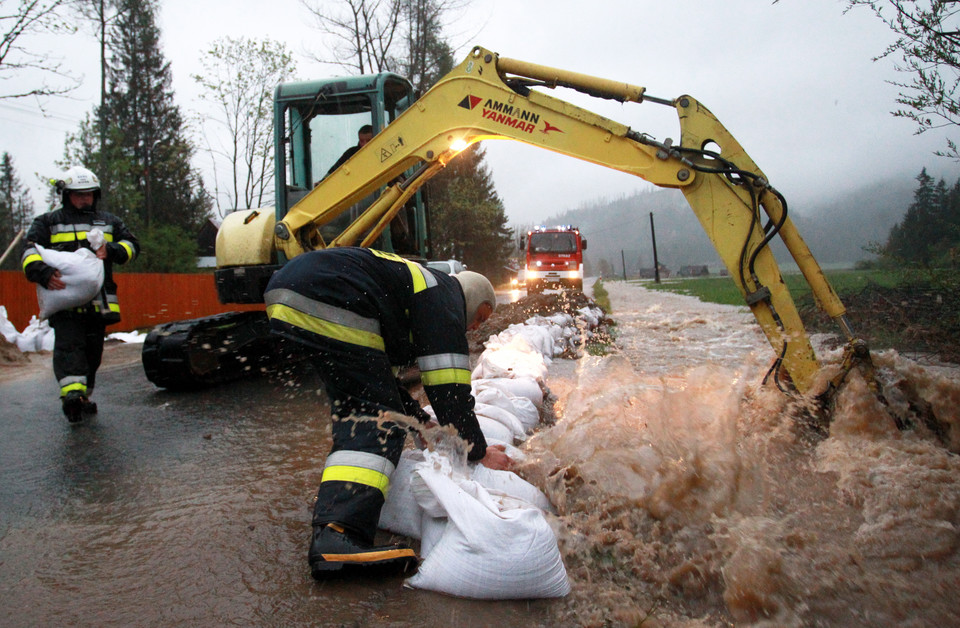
[
  {"x1": 60, "y1": 166, "x2": 100, "y2": 192},
  {"x1": 454, "y1": 271, "x2": 496, "y2": 324}
]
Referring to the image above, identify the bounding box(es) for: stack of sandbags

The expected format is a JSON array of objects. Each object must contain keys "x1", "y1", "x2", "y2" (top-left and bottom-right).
[
  {"x1": 379, "y1": 309, "x2": 607, "y2": 598},
  {"x1": 523, "y1": 306, "x2": 605, "y2": 357},
  {"x1": 2, "y1": 307, "x2": 54, "y2": 353},
  {"x1": 471, "y1": 329, "x2": 551, "y2": 382},
  {"x1": 382, "y1": 448, "x2": 569, "y2": 599},
  {"x1": 15, "y1": 315, "x2": 55, "y2": 353}
]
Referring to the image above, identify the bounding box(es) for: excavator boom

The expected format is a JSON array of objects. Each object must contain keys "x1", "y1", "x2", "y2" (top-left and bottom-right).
[{"x1": 267, "y1": 46, "x2": 854, "y2": 393}]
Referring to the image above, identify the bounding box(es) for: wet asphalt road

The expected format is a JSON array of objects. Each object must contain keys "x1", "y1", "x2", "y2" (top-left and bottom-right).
[{"x1": 0, "y1": 342, "x2": 556, "y2": 627}]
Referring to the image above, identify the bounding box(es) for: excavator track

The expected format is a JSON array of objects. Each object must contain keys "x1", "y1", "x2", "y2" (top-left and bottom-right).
[{"x1": 141, "y1": 311, "x2": 279, "y2": 390}]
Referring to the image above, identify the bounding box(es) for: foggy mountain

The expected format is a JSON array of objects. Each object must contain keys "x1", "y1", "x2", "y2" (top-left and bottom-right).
[{"x1": 528, "y1": 176, "x2": 915, "y2": 275}]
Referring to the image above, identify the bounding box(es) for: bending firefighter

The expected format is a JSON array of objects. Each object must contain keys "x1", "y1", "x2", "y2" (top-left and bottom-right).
[
  {"x1": 265, "y1": 247, "x2": 510, "y2": 578},
  {"x1": 21, "y1": 166, "x2": 140, "y2": 423}
]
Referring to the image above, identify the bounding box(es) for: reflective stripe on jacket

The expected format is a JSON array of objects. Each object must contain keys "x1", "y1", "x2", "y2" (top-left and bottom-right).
[{"x1": 265, "y1": 247, "x2": 487, "y2": 459}]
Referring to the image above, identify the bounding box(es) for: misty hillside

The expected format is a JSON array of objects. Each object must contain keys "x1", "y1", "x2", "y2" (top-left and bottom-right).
[{"x1": 530, "y1": 177, "x2": 915, "y2": 275}]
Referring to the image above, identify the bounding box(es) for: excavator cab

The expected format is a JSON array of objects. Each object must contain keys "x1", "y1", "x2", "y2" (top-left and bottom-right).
[
  {"x1": 212, "y1": 74, "x2": 430, "y2": 306},
  {"x1": 275, "y1": 74, "x2": 428, "y2": 260}
]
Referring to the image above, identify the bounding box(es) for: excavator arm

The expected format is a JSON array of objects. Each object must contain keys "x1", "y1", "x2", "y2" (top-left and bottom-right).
[{"x1": 270, "y1": 46, "x2": 857, "y2": 394}]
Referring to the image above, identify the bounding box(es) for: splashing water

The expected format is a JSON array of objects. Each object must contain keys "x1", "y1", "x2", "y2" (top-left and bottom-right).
[{"x1": 516, "y1": 281, "x2": 960, "y2": 627}]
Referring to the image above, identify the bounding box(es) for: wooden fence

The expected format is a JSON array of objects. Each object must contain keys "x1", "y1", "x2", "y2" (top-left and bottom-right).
[{"x1": 0, "y1": 271, "x2": 262, "y2": 333}]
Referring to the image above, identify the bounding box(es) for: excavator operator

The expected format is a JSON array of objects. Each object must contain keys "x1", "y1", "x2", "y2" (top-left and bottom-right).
[{"x1": 264, "y1": 246, "x2": 511, "y2": 579}]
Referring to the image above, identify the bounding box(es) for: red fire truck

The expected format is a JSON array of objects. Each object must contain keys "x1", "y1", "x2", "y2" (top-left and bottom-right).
[{"x1": 520, "y1": 225, "x2": 588, "y2": 293}]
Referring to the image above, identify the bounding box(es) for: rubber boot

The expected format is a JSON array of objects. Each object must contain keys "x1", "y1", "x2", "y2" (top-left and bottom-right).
[
  {"x1": 308, "y1": 522, "x2": 417, "y2": 579},
  {"x1": 61, "y1": 392, "x2": 84, "y2": 423}
]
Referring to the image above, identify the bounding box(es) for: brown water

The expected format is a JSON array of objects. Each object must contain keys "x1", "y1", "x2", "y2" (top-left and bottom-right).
[
  {"x1": 2, "y1": 281, "x2": 958, "y2": 627},
  {"x1": 514, "y1": 281, "x2": 960, "y2": 626}
]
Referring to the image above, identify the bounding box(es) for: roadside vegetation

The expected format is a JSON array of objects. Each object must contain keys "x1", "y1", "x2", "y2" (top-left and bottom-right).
[{"x1": 585, "y1": 279, "x2": 615, "y2": 356}]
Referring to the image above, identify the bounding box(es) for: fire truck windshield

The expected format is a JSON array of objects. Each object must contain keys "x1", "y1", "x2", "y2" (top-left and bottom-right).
[{"x1": 530, "y1": 232, "x2": 578, "y2": 254}]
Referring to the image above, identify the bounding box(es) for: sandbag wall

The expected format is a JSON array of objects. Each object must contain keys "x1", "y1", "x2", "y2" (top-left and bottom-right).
[{"x1": 379, "y1": 306, "x2": 605, "y2": 599}]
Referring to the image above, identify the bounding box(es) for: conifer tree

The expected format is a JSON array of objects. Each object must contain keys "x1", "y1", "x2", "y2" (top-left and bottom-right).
[
  {"x1": 427, "y1": 144, "x2": 514, "y2": 280},
  {"x1": 0, "y1": 152, "x2": 34, "y2": 270},
  {"x1": 885, "y1": 168, "x2": 960, "y2": 266},
  {"x1": 100, "y1": 0, "x2": 210, "y2": 235}
]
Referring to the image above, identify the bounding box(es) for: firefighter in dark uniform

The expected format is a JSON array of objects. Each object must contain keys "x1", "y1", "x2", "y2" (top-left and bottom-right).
[
  {"x1": 265, "y1": 247, "x2": 510, "y2": 579},
  {"x1": 21, "y1": 166, "x2": 140, "y2": 423}
]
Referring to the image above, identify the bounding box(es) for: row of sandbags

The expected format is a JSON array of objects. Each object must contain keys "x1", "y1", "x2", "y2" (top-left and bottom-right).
[
  {"x1": 1, "y1": 307, "x2": 55, "y2": 353},
  {"x1": 378, "y1": 306, "x2": 604, "y2": 600},
  {"x1": 0, "y1": 305, "x2": 145, "y2": 354}
]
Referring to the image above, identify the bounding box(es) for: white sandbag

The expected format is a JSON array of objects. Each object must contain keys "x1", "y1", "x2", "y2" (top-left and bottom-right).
[
  {"x1": 107, "y1": 330, "x2": 146, "y2": 344},
  {"x1": 378, "y1": 449, "x2": 426, "y2": 538},
  {"x1": 495, "y1": 324, "x2": 555, "y2": 357},
  {"x1": 483, "y1": 437, "x2": 527, "y2": 463},
  {"x1": 533, "y1": 312, "x2": 573, "y2": 328},
  {"x1": 35, "y1": 244, "x2": 104, "y2": 320},
  {"x1": 474, "y1": 402, "x2": 527, "y2": 442},
  {"x1": 405, "y1": 453, "x2": 570, "y2": 599},
  {"x1": 577, "y1": 306, "x2": 601, "y2": 328},
  {"x1": 0, "y1": 305, "x2": 19, "y2": 344},
  {"x1": 473, "y1": 377, "x2": 544, "y2": 408},
  {"x1": 16, "y1": 316, "x2": 54, "y2": 352},
  {"x1": 471, "y1": 345, "x2": 548, "y2": 382},
  {"x1": 476, "y1": 415, "x2": 513, "y2": 443},
  {"x1": 38, "y1": 321, "x2": 55, "y2": 351},
  {"x1": 474, "y1": 387, "x2": 540, "y2": 432},
  {"x1": 471, "y1": 464, "x2": 554, "y2": 513}
]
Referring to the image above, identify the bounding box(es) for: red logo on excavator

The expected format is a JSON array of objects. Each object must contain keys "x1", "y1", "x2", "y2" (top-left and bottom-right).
[
  {"x1": 541, "y1": 121, "x2": 563, "y2": 134},
  {"x1": 458, "y1": 95, "x2": 483, "y2": 110}
]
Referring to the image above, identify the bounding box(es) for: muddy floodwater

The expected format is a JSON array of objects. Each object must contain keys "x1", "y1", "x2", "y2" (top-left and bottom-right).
[{"x1": 2, "y1": 280, "x2": 959, "y2": 627}]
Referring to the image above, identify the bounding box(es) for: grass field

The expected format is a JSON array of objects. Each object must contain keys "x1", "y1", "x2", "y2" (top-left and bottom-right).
[{"x1": 635, "y1": 269, "x2": 902, "y2": 307}]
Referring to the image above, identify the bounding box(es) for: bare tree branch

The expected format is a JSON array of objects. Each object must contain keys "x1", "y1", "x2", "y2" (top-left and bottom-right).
[
  {"x1": 0, "y1": 0, "x2": 81, "y2": 99},
  {"x1": 300, "y1": 0, "x2": 404, "y2": 74},
  {"x1": 192, "y1": 37, "x2": 297, "y2": 214},
  {"x1": 846, "y1": 0, "x2": 960, "y2": 159}
]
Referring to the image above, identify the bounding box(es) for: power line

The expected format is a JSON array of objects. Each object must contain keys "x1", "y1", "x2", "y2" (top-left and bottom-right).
[
  {"x1": 0, "y1": 113, "x2": 74, "y2": 134},
  {"x1": 0, "y1": 101, "x2": 83, "y2": 126}
]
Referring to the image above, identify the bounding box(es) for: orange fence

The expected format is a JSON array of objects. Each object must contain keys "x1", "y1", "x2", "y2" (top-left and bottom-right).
[{"x1": 0, "y1": 271, "x2": 262, "y2": 333}]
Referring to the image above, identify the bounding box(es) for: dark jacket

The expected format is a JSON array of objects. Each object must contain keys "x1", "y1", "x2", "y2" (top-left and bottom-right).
[
  {"x1": 265, "y1": 247, "x2": 488, "y2": 460},
  {"x1": 21, "y1": 204, "x2": 140, "y2": 324}
]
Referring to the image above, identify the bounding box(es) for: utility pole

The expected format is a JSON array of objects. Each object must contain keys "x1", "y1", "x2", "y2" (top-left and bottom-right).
[
  {"x1": 621, "y1": 249, "x2": 627, "y2": 281},
  {"x1": 650, "y1": 212, "x2": 660, "y2": 284}
]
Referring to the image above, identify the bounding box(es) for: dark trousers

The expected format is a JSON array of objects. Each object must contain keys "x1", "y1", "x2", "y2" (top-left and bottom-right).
[
  {"x1": 306, "y1": 338, "x2": 428, "y2": 542},
  {"x1": 49, "y1": 309, "x2": 106, "y2": 397}
]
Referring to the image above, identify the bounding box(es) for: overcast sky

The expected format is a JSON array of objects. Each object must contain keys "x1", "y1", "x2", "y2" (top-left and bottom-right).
[{"x1": 2, "y1": 0, "x2": 957, "y2": 228}]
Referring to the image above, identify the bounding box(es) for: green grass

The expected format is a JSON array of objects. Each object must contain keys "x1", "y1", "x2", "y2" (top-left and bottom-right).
[
  {"x1": 591, "y1": 278, "x2": 611, "y2": 312},
  {"x1": 585, "y1": 279, "x2": 616, "y2": 355},
  {"x1": 635, "y1": 269, "x2": 901, "y2": 307}
]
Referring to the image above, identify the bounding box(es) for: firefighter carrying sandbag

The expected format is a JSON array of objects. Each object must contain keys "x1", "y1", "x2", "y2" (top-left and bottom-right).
[{"x1": 21, "y1": 166, "x2": 140, "y2": 423}]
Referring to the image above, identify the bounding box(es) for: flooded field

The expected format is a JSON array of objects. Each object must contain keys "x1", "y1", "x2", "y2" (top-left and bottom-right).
[{"x1": 1, "y1": 281, "x2": 958, "y2": 626}]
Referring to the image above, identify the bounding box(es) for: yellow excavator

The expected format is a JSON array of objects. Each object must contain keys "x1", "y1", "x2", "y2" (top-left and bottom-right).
[{"x1": 143, "y1": 45, "x2": 877, "y2": 414}]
